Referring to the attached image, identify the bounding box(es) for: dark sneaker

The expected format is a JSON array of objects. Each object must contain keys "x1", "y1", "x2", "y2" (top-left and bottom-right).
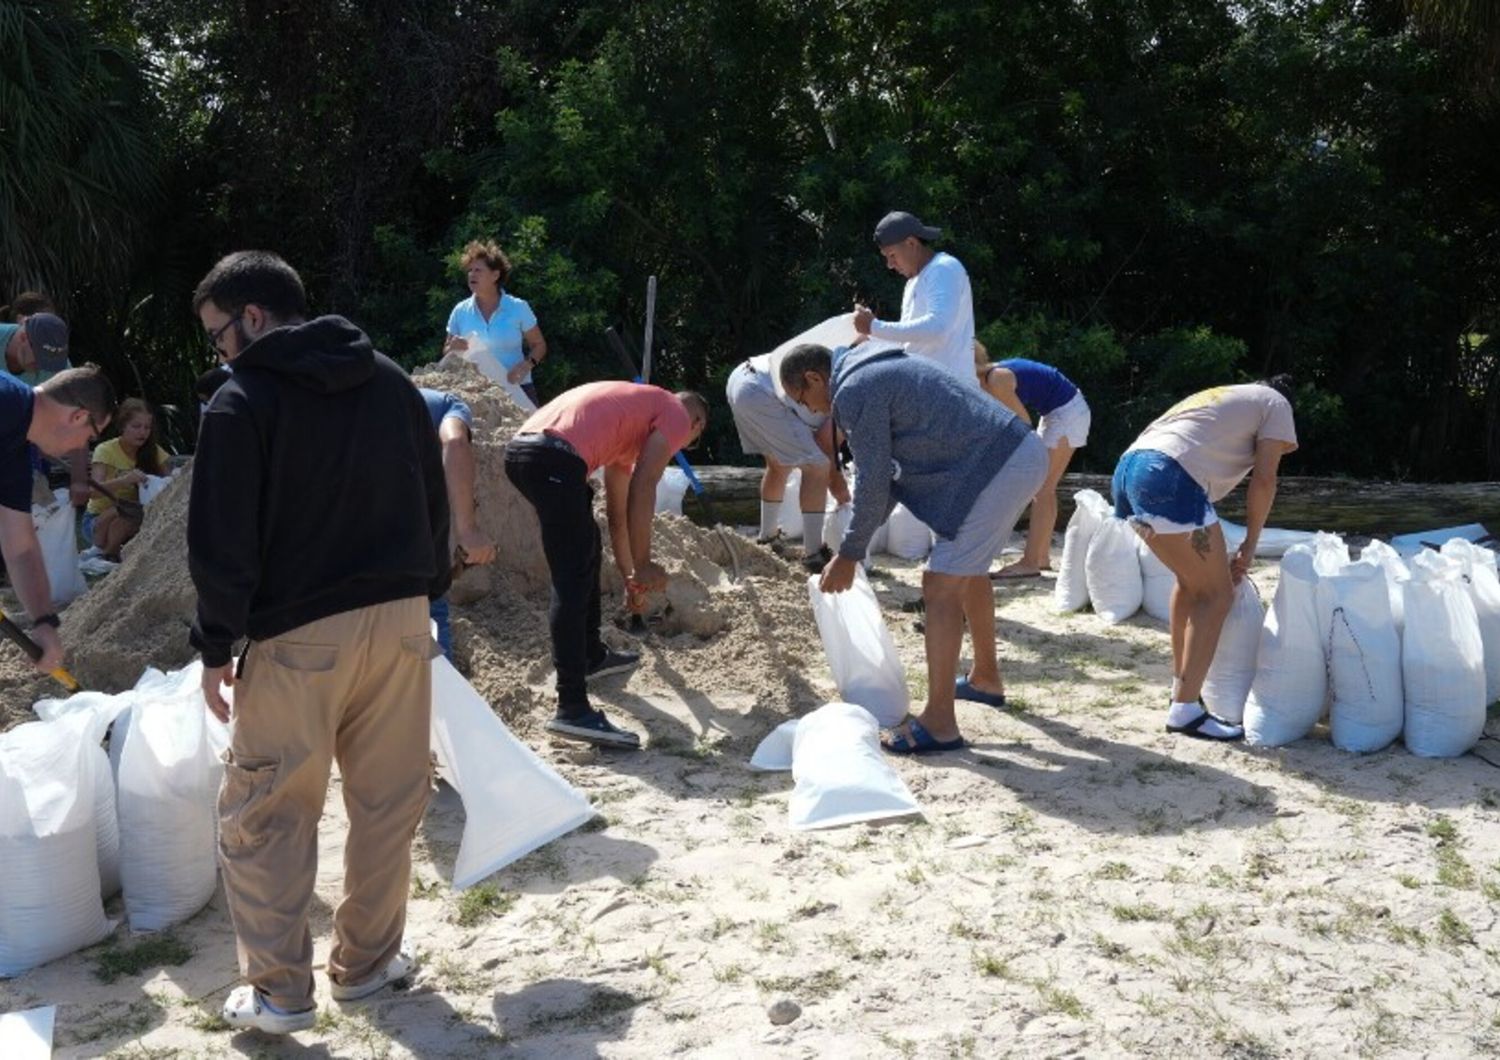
[
  {"x1": 587, "y1": 648, "x2": 641, "y2": 681},
  {"x1": 545, "y1": 709, "x2": 642, "y2": 749},
  {"x1": 801, "y1": 545, "x2": 834, "y2": 574}
]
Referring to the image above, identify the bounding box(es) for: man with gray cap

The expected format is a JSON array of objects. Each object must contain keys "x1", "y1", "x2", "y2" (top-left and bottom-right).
[
  {"x1": 0, "y1": 312, "x2": 70, "y2": 384},
  {"x1": 854, "y1": 211, "x2": 977, "y2": 388}
]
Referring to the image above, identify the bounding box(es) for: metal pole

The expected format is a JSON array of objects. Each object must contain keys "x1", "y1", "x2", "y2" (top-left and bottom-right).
[{"x1": 642, "y1": 275, "x2": 657, "y2": 384}]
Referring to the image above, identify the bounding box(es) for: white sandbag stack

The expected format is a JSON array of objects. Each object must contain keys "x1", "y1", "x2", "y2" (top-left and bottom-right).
[
  {"x1": 1403, "y1": 551, "x2": 1486, "y2": 757},
  {"x1": 1084, "y1": 517, "x2": 1143, "y2": 623},
  {"x1": 1441, "y1": 539, "x2": 1500, "y2": 705},
  {"x1": 1244, "y1": 547, "x2": 1326, "y2": 746},
  {"x1": 788, "y1": 702, "x2": 920, "y2": 830},
  {"x1": 1319, "y1": 560, "x2": 1403, "y2": 753},
  {"x1": 429, "y1": 658, "x2": 595, "y2": 889},
  {"x1": 0, "y1": 722, "x2": 113, "y2": 977},
  {"x1": 1055, "y1": 489, "x2": 1110, "y2": 612},
  {"x1": 1136, "y1": 536, "x2": 1174, "y2": 622},
  {"x1": 807, "y1": 572, "x2": 909, "y2": 727},
  {"x1": 1357, "y1": 539, "x2": 1409, "y2": 633},
  {"x1": 33, "y1": 488, "x2": 86, "y2": 607},
  {"x1": 885, "y1": 504, "x2": 933, "y2": 561},
  {"x1": 117, "y1": 663, "x2": 228, "y2": 932},
  {"x1": 1200, "y1": 578, "x2": 1265, "y2": 724}
]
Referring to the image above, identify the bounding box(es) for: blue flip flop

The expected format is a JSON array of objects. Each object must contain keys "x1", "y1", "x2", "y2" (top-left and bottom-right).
[
  {"x1": 882, "y1": 718, "x2": 967, "y2": 755},
  {"x1": 956, "y1": 676, "x2": 1007, "y2": 709}
]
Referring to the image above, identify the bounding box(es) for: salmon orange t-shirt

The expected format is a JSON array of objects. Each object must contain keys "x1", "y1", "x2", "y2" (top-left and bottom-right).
[{"x1": 521, "y1": 382, "x2": 692, "y2": 473}]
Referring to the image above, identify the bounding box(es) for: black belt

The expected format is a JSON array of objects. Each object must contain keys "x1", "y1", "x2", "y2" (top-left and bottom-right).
[{"x1": 511, "y1": 432, "x2": 579, "y2": 458}]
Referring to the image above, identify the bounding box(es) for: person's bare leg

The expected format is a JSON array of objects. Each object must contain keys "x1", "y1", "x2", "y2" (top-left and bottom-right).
[
  {"x1": 996, "y1": 441, "x2": 1074, "y2": 576},
  {"x1": 102, "y1": 512, "x2": 140, "y2": 557},
  {"x1": 914, "y1": 571, "x2": 967, "y2": 742},
  {"x1": 1145, "y1": 525, "x2": 1233, "y2": 702},
  {"x1": 961, "y1": 575, "x2": 1003, "y2": 696},
  {"x1": 1168, "y1": 578, "x2": 1187, "y2": 699}
]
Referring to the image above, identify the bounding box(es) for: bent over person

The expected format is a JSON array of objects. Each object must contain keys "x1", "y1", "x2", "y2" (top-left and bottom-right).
[
  {"x1": 188, "y1": 251, "x2": 450, "y2": 1033},
  {"x1": 1113, "y1": 379, "x2": 1298, "y2": 741},
  {"x1": 505, "y1": 381, "x2": 707, "y2": 749}
]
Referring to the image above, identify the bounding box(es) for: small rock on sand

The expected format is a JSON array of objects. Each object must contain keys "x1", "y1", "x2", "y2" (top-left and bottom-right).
[{"x1": 767, "y1": 999, "x2": 801, "y2": 1025}]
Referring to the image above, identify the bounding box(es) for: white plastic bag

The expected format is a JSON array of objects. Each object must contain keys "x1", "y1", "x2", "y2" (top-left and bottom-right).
[
  {"x1": 430, "y1": 657, "x2": 596, "y2": 889},
  {"x1": 885, "y1": 504, "x2": 933, "y2": 560},
  {"x1": 139, "y1": 473, "x2": 173, "y2": 507},
  {"x1": 1220, "y1": 520, "x2": 1318, "y2": 558},
  {"x1": 1403, "y1": 552, "x2": 1485, "y2": 757},
  {"x1": 32, "y1": 489, "x2": 85, "y2": 607},
  {"x1": 788, "y1": 703, "x2": 920, "y2": 831},
  {"x1": 1358, "y1": 539, "x2": 1409, "y2": 633},
  {"x1": 1319, "y1": 561, "x2": 1403, "y2": 753},
  {"x1": 1200, "y1": 577, "x2": 1265, "y2": 725},
  {"x1": 1136, "y1": 536, "x2": 1174, "y2": 622},
  {"x1": 0, "y1": 722, "x2": 112, "y2": 977},
  {"x1": 1244, "y1": 547, "x2": 1326, "y2": 746},
  {"x1": 1442, "y1": 539, "x2": 1500, "y2": 705},
  {"x1": 807, "y1": 571, "x2": 909, "y2": 727},
  {"x1": 461, "y1": 332, "x2": 537, "y2": 412},
  {"x1": 1055, "y1": 489, "x2": 1109, "y2": 612},
  {"x1": 117, "y1": 662, "x2": 228, "y2": 932},
  {"x1": 749, "y1": 720, "x2": 798, "y2": 772},
  {"x1": 1084, "y1": 517, "x2": 1143, "y2": 623},
  {"x1": 654, "y1": 466, "x2": 690, "y2": 515}
]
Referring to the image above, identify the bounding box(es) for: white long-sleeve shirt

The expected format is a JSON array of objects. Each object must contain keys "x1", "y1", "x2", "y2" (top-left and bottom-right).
[{"x1": 868, "y1": 251, "x2": 978, "y2": 388}]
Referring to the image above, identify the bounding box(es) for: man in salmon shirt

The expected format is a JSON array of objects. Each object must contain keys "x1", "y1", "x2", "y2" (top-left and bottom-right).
[{"x1": 505, "y1": 381, "x2": 709, "y2": 748}]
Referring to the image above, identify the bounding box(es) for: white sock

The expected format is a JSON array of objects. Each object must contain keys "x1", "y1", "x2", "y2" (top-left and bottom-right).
[
  {"x1": 802, "y1": 511, "x2": 826, "y2": 553},
  {"x1": 1167, "y1": 699, "x2": 1242, "y2": 737},
  {"x1": 758, "y1": 500, "x2": 782, "y2": 540}
]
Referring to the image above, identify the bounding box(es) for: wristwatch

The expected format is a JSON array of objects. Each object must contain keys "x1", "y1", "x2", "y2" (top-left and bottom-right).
[{"x1": 31, "y1": 613, "x2": 60, "y2": 631}]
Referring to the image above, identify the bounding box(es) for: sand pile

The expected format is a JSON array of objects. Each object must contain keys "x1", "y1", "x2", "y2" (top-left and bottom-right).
[{"x1": 1, "y1": 357, "x2": 821, "y2": 738}]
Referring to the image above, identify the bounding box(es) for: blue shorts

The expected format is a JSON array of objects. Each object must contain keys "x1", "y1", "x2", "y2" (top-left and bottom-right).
[{"x1": 1111, "y1": 449, "x2": 1217, "y2": 535}]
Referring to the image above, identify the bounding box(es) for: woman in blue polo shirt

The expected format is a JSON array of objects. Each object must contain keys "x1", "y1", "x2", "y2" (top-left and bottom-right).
[
  {"x1": 442, "y1": 240, "x2": 549, "y2": 406},
  {"x1": 975, "y1": 346, "x2": 1091, "y2": 579}
]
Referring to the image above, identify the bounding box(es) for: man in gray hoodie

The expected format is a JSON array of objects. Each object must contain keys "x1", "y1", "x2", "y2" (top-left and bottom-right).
[{"x1": 781, "y1": 341, "x2": 1048, "y2": 753}]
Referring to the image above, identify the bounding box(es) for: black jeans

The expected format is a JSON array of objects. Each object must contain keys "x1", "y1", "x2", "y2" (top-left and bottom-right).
[{"x1": 504, "y1": 440, "x2": 604, "y2": 715}]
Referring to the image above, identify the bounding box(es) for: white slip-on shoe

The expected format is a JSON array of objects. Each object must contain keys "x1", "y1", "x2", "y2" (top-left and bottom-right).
[
  {"x1": 330, "y1": 946, "x2": 418, "y2": 1002},
  {"x1": 221, "y1": 985, "x2": 316, "y2": 1034}
]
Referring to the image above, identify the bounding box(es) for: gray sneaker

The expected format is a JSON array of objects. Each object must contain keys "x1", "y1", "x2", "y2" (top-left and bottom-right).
[
  {"x1": 586, "y1": 648, "x2": 641, "y2": 681},
  {"x1": 546, "y1": 709, "x2": 642, "y2": 749}
]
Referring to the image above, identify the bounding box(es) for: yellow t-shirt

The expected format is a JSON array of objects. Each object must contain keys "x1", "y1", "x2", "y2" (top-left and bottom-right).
[{"x1": 87, "y1": 438, "x2": 170, "y2": 515}]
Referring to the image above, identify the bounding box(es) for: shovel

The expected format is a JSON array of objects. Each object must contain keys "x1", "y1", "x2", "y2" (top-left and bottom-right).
[
  {"x1": 89, "y1": 479, "x2": 145, "y2": 521},
  {"x1": 0, "y1": 607, "x2": 81, "y2": 692}
]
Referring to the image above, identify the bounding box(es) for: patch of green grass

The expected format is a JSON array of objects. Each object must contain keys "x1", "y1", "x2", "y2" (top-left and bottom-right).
[
  {"x1": 877, "y1": 1031, "x2": 918, "y2": 1059},
  {"x1": 754, "y1": 968, "x2": 846, "y2": 999},
  {"x1": 1429, "y1": 816, "x2": 1476, "y2": 889},
  {"x1": 1132, "y1": 759, "x2": 1195, "y2": 784},
  {"x1": 410, "y1": 874, "x2": 444, "y2": 899},
  {"x1": 1111, "y1": 902, "x2": 1169, "y2": 923},
  {"x1": 1387, "y1": 922, "x2": 1426, "y2": 947},
  {"x1": 93, "y1": 934, "x2": 193, "y2": 984},
  {"x1": 1037, "y1": 983, "x2": 1088, "y2": 1020},
  {"x1": 1436, "y1": 907, "x2": 1474, "y2": 947},
  {"x1": 453, "y1": 882, "x2": 517, "y2": 927},
  {"x1": 1093, "y1": 861, "x2": 1135, "y2": 881},
  {"x1": 1396, "y1": 872, "x2": 1422, "y2": 889},
  {"x1": 1204, "y1": 864, "x2": 1237, "y2": 888},
  {"x1": 712, "y1": 962, "x2": 746, "y2": 983},
  {"x1": 900, "y1": 864, "x2": 926, "y2": 885},
  {"x1": 972, "y1": 950, "x2": 1013, "y2": 979}
]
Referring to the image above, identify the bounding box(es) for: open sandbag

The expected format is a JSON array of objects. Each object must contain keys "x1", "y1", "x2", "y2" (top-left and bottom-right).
[
  {"x1": 885, "y1": 503, "x2": 933, "y2": 561},
  {"x1": 1136, "y1": 536, "x2": 1174, "y2": 622},
  {"x1": 430, "y1": 657, "x2": 595, "y2": 889},
  {"x1": 1358, "y1": 539, "x2": 1409, "y2": 633},
  {"x1": 1403, "y1": 552, "x2": 1485, "y2": 757},
  {"x1": 808, "y1": 571, "x2": 909, "y2": 727},
  {"x1": 0, "y1": 721, "x2": 112, "y2": 977},
  {"x1": 1056, "y1": 489, "x2": 1109, "y2": 612},
  {"x1": 1084, "y1": 516, "x2": 1143, "y2": 624},
  {"x1": 1200, "y1": 577, "x2": 1264, "y2": 725},
  {"x1": 1245, "y1": 547, "x2": 1326, "y2": 746},
  {"x1": 1319, "y1": 560, "x2": 1403, "y2": 753},
  {"x1": 788, "y1": 702, "x2": 920, "y2": 830},
  {"x1": 33, "y1": 488, "x2": 85, "y2": 608},
  {"x1": 1441, "y1": 539, "x2": 1500, "y2": 705}
]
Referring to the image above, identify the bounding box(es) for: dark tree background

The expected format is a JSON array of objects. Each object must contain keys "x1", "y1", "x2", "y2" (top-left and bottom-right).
[{"x1": 4, "y1": 0, "x2": 1498, "y2": 478}]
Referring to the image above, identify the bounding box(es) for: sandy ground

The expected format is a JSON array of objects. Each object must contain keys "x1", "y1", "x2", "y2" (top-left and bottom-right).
[{"x1": 5, "y1": 541, "x2": 1500, "y2": 1059}]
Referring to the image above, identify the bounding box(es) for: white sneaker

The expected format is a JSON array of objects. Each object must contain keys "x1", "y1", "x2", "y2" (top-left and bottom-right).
[
  {"x1": 221, "y1": 985, "x2": 316, "y2": 1034},
  {"x1": 330, "y1": 946, "x2": 418, "y2": 1001}
]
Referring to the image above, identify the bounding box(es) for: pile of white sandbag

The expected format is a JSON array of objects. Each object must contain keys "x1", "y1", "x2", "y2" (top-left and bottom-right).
[{"x1": 1055, "y1": 489, "x2": 1146, "y2": 623}]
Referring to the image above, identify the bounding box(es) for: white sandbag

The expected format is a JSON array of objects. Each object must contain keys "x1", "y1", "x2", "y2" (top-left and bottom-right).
[
  {"x1": 1055, "y1": 489, "x2": 1109, "y2": 612},
  {"x1": 139, "y1": 473, "x2": 173, "y2": 507},
  {"x1": 1244, "y1": 547, "x2": 1326, "y2": 746},
  {"x1": 788, "y1": 702, "x2": 920, "y2": 831},
  {"x1": 654, "y1": 466, "x2": 690, "y2": 515},
  {"x1": 867, "y1": 517, "x2": 889, "y2": 559},
  {"x1": 807, "y1": 571, "x2": 909, "y2": 727},
  {"x1": 1083, "y1": 516, "x2": 1143, "y2": 623},
  {"x1": 0, "y1": 722, "x2": 112, "y2": 977},
  {"x1": 0, "y1": 1005, "x2": 55, "y2": 1058},
  {"x1": 1391, "y1": 522, "x2": 1490, "y2": 559},
  {"x1": 1219, "y1": 520, "x2": 1318, "y2": 558},
  {"x1": 884, "y1": 503, "x2": 933, "y2": 560},
  {"x1": 749, "y1": 720, "x2": 798, "y2": 772},
  {"x1": 430, "y1": 657, "x2": 595, "y2": 890},
  {"x1": 1403, "y1": 552, "x2": 1486, "y2": 757},
  {"x1": 1136, "y1": 536, "x2": 1174, "y2": 622},
  {"x1": 1200, "y1": 577, "x2": 1265, "y2": 725},
  {"x1": 117, "y1": 662, "x2": 227, "y2": 932},
  {"x1": 1310, "y1": 531, "x2": 1350, "y2": 574},
  {"x1": 1358, "y1": 539, "x2": 1409, "y2": 633},
  {"x1": 33, "y1": 489, "x2": 85, "y2": 607},
  {"x1": 1319, "y1": 561, "x2": 1403, "y2": 753},
  {"x1": 1442, "y1": 539, "x2": 1500, "y2": 705},
  {"x1": 777, "y1": 469, "x2": 804, "y2": 539},
  {"x1": 823, "y1": 502, "x2": 852, "y2": 554}
]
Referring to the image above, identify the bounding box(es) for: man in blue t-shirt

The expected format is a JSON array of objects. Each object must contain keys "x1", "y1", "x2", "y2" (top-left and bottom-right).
[
  {"x1": 0, "y1": 366, "x2": 118, "y2": 672},
  {"x1": 421, "y1": 387, "x2": 497, "y2": 659}
]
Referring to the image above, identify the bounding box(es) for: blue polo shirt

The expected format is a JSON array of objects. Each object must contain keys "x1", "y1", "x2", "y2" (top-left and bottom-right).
[
  {"x1": 445, "y1": 291, "x2": 538, "y2": 385},
  {"x1": 420, "y1": 388, "x2": 472, "y2": 432},
  {"x1": 0, "y1": 372, "x2": 37, "y2": 512}
]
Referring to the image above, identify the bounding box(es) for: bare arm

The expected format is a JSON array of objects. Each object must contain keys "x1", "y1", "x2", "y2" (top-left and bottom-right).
[
  {"x1": 1233, "y1": 439, "x2": 1290, "y2": 580},
  {"x1": 627, "y1": 431, "x2": 676, "y2": 587},
  {"x1": 982, "y1": 367, "x2": 1031, "y2": 426},
  {"x1": 604, "y1": 465, "x2": 633, "y2": 581},
  {"x1": 0, "y1": 506, "x2": 63, "y2": 669},
  {"x1": 523, "y1": 326, "x2": 547, "y2": 365},
  {"x1": 438, "y1": 417, "x2": 495, "y2": 565}
]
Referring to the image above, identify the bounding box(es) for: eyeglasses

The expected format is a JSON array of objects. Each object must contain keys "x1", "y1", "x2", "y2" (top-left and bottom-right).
[{"x1": 206, "y1": 313, "x2": 244, "y2": 355}]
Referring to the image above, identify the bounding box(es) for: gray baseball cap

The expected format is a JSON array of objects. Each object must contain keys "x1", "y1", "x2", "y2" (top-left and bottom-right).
[
  {"x1": 23, "y1": 313, "x2": 69, "y2": 372},
  {"x1": 873, "y1": 210, "x2": 941, "y2": 246}
]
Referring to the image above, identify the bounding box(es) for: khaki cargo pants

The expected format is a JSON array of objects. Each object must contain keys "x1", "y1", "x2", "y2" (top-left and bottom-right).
[{"x1": 218, "y1": 596, "x2": 432, "y2": 1010}]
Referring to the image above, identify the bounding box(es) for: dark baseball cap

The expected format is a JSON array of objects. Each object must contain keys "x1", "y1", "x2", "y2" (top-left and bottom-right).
[
  {"x1": 23, "y1": 313, "x2": 69, "y2": 373},
  {"x1": 874, "y1": 211, "x2": 941, "y2": 246}
]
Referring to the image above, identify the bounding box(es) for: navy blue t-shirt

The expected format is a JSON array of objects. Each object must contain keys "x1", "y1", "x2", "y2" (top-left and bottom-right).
[
  {"x1": 998, "y1": 358, "x2": 1078, "y2": 416},
  {"x1": 0, "y1": 373, "x2": 37, "y2": 512}
]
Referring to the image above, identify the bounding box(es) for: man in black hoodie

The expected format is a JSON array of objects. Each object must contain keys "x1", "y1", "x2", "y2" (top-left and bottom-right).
[{"x1": 188, "y1": 251, "x2": 450, "y2": 1034}]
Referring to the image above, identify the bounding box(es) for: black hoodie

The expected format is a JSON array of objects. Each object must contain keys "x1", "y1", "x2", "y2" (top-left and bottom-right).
[{"x1": 188, "y1": 315, "x2": 450, "y2": 667}]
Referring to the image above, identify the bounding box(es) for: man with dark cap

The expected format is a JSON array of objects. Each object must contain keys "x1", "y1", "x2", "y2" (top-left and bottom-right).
[
  {"x1": 853, "y1": 211, "x2": 977, "y2": 388},
  {"x1": 0, "y1": 312, "x2": 70, "y2": 384}
]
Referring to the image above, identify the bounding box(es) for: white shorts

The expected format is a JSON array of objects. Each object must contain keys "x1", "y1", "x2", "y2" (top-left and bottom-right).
[
  {"x1": 726, "y1": 364, "x2": 826, "y2": 467},
  {"x1": 1037, "y1": 391, "x2": 1090, "y2": 450}
]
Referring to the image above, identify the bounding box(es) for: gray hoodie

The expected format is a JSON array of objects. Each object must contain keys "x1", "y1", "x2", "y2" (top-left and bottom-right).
[{"x1": 832, "y1": 344, "x2": 1031, "y2": 560}]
